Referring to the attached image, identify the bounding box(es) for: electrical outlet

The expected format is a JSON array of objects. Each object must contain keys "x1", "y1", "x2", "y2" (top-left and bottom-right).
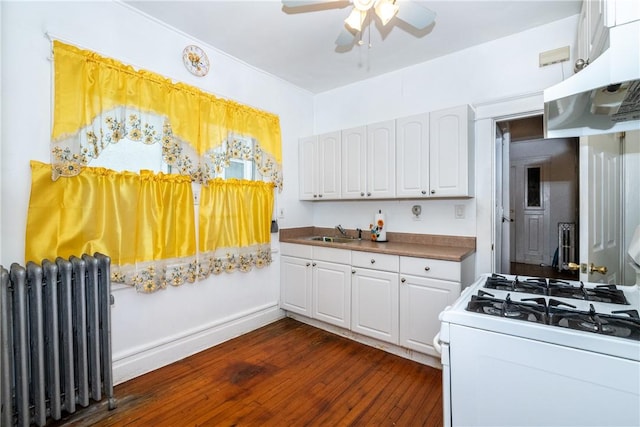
[
  {"x1": 278, "y1": 208, "x2": 285, "y2": 219},
  {"x1": 454, "y1": 204, "x2": 465, "y2": 219}
]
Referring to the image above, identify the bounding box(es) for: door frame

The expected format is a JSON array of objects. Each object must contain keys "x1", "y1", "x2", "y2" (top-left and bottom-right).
[{"x1": 474, "y1": 93, "x2": 544, "y2": 274}]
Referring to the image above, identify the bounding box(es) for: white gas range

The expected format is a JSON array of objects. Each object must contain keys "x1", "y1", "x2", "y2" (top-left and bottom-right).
[{"x1": 438, "y1": 273, "x2": 640, "y2": 427}]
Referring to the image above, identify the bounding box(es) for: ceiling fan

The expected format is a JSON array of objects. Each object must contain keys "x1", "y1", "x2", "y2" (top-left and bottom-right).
[{"x1": 281, "y1": 0, "x2": 436, "y2": 47}]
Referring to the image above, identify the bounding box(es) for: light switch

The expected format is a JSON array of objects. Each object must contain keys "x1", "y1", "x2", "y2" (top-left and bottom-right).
[{"x1": 454, "y1": 204, "x2": 465, "y2": 219}]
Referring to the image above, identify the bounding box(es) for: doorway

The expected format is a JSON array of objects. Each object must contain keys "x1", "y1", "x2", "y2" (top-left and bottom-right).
[{"x1": 496, "y1": 115, "x2": 579, "y2": 280}]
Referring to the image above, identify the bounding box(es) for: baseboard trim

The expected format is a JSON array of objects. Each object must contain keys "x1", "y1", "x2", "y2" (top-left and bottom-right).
[
  {"x1": 113, "y1": 304, "x2": 285, "y2": 384},
  {"x1": 287, "y1": 313, "x2": 442, "y2": 370}
]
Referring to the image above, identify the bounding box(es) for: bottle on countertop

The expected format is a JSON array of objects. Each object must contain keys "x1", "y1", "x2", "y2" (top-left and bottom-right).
[{"x1": 370, "y1": 209, "x2": 387, "y2": 242}]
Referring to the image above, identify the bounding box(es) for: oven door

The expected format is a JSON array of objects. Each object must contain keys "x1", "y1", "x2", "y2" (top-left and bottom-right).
[{"x1": 448, "y1": 324, "x2": 640, "y2": 427}]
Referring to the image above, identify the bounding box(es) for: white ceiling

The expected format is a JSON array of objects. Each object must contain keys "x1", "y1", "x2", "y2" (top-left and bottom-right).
[{"x1": 124, "y1": 0, "x2": 582, "y2": 93}]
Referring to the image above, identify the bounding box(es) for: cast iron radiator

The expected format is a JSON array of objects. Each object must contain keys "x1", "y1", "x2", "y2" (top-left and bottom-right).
[
  {"x1": 557, "y1": 222, "x2": 576, "y2": 272},
  {"x1": 0, "y1": 253, "x2": 116, "y2": 426}
]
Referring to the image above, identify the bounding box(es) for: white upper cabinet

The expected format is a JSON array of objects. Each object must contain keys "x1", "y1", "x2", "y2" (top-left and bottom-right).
[
  {"x1": 299, "y1": 131, "x2": 341, "y2": 200},
  {"x1": 341, "y1": 120, "x2": 396, "y2": 199},
  {"x1": 299, "y1": 135, "x2": 317, "y2": 200},
  {"x1": 301, "y1": 105, "x2": 473, "y2": 200},
  {"x1": 608, "y1": 0, "x2": 640, "y2": 26},
  {"x1": 341, "y1": 126, "x2": 367, "y2": 198},
  {"x1": 396, "y1": 113, "x2": 430, "y2": 198},
  {"x1": 367, "y1": 120, "x2": 396, "y2": 198},
  {"x1": 428, "y1": 105, "x2": 475, "y2": 198},
  {"x1": 576, "y1": 0, "x2": 608, "y2": 65}
]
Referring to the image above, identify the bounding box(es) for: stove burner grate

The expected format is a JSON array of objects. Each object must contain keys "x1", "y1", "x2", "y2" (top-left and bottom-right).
[
  {"x1": 466, "y1": 291, "x2": 640, "y2": 341},
  {"x1": 484, "y1": 274, "x2": 629, "y2": 305}
]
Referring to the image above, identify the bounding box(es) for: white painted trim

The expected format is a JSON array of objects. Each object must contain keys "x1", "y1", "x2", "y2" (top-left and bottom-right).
[
  {"x1": 286, "y1": 313, "x2": 442, "y2": 370},
  {"x1": 474, "y1": 92, "x2": 545, "y2": 278},
  {"x1": 112, "y1": 304, "x2": 285, "y2": 384},
  {"x1": 473, "y1": 92, "x2": 543, "y2": 120}
]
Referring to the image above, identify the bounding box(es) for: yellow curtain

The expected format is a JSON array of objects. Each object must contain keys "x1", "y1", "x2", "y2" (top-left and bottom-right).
[
  {"x1": 51, "y1": 41, "x2": 283, "y2": 190},
  {"x1": 198, "y1": 179, "x2": 274, "y2": 275},
  {"x1": 26, "y1": 161, "x2": 197, "y2": 293}
]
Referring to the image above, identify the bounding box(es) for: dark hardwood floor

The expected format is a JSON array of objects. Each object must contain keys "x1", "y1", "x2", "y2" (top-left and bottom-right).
[
  {"x1": 510, "y1": 262, "x2": 579, "y2": 280},
  {"x1": 51, "y1": 318, "x2": 443, "y2": 426}
]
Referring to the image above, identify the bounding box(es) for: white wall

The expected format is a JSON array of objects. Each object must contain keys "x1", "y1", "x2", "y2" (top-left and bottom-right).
[
  {"x1": 310, "y1": 15, "x2": 579, "y2": 277},
  {"x1": 0, "y1": 1, "x2": 313, "y2": 383}
]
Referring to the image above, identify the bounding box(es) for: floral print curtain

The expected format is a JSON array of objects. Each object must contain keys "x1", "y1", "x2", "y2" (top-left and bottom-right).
[
  {"x1": 27, "y1": 41, "x2": 283, "y2": 293},
  {"x1": 50, "y1": 41, "x2": 283, "y2": 190}
]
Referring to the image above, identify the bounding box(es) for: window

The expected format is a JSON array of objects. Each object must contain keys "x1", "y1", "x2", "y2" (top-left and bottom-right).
[{"x1": 526, "y1": 166, "x2": 542, "y2": 208}]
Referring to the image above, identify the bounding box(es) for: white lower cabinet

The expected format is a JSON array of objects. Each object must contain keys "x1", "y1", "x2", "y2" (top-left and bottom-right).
[
  {"x1": 281, "y1": 244, "x2": 468, "y2": 358},
  {"x1": 280, "y1": 244, "x2": 314, "y2": 316},
  {"x1": 399, "y1": 275, "x2": 460, "y2": 355},
  {"x1": 281, "y1": 244, "x2": 352, "y2": 328},
  {"x1": 313, "y1": 260, "x2": 351, "y2": 329},
  {"x1": 350, "y1": 251, "x2": 400, "y2": 344},
  {"x1": 399, "y1": 256, "x2": 463, "y2": 355}
]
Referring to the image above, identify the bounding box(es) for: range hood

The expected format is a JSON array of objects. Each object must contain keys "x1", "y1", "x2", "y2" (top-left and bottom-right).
[{"x1": 544, "y1": 20, "x2": 640, "y2": 138}]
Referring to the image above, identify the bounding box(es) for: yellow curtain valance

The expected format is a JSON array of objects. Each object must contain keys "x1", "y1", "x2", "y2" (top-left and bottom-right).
[{"x1": 51, "y1": 41, "x2": 282, "y2": 189}]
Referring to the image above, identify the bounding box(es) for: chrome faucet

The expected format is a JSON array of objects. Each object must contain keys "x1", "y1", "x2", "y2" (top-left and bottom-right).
[{"x1": 335, "y1": 224, "x2": 348, "y2": 237}]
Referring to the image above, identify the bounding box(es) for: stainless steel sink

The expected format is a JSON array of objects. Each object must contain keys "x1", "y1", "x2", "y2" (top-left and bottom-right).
[{"x1": 307, "y1": 235, "x2": 359, "y2": 244}]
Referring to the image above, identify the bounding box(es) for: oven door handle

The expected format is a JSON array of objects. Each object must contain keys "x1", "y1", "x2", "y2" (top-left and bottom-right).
[{"x1": 433, "y1": 332, "x2": 443, "y2": 355}]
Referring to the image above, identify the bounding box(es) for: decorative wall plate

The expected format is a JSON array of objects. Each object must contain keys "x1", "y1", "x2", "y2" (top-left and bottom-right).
[{"x1": 182, "y1": 45, "x2": 210, "y2": 77}]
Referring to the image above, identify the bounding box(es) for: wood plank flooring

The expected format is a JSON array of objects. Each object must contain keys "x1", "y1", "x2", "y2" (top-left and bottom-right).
[{"x1": 51, "y1": 318, "x2": 443, "y2": 426}]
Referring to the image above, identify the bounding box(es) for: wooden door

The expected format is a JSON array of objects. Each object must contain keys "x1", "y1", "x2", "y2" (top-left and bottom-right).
[{"x1": 579, "y1": 133, "x2": 621, "y2": 283}]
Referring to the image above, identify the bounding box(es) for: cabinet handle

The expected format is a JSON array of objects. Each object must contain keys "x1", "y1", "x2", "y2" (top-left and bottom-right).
[
  {"x1": 367, "y1": 192, "x2": 372, "y2": 197},
  {"x1": 318, "y1": 194, "x2": 323, "y2": 198},
  {"x1": 370, "y1": 259, "x2": 376, "y2": 264},
  {"x1": 430, "y1": 190, "x2": 435, "y2": 194},
  {"x1": 352, "y1": 270, "x2": 356, "y2": 274},
  {"x1": 313, "y1": 194, "x2": 318, "y2": 198},
  {"x1": 360, "y1": 192, "x2": 365, "y2": 197},
  {"x1": 401, "y1": 277, "x2": 406, "y2": 283},
  {"x1": 312, "y1": 262, "x2": 317, "y2": 267},
  {"x1": 424, "y1": 266, "x2": 431, "y2": 272},
  {"x1": 421, "y1": 190, "x2": 427, "y2": 195},
  {"x1": 305, "y1": 262, "x2": 311, "y2": 267}
]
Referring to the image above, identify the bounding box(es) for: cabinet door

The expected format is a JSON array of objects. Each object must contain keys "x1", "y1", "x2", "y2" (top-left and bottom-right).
[
  {"x1": 429, "y1": 105, "x2": 473, "y2": 197},
  {"x1": 317, "y1": 131, "x2": 341, "y2": 200},
  {"x1": 396, "y1": 113, "x2": 430, "y2": 198},
  {"x1": 341, "y1": 126, "x2": 367, "y2": 198},
  {"x1": 367, "y1": 120, "x2": 396, "y2": 198},
  {"x1": 351, "y1": 268, "x2": 399, "y2": 344},
  {"x1": 587, "y1": 0, "x2": 607, "y2": 61},
  {"x1": 399, "y1": 275, "x2": 460, "y2": 355},
  {"x1": 280, "y1": 256, "x2": 313, "y2": 316},
  {"x1": 298, "y1": 136, "x2": 317, "y2": 200},
  {"x1": 313, "y1": 261, "x2": 351, "y2": 328}
]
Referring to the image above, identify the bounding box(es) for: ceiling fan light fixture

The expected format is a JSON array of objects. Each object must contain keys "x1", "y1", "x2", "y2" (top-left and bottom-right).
[
  {"x1": 374, "y1": 0, "x2": 398, "y2": 25},
  {"x1": 345, "y1": 8, "x2": 365, "y2": 31},
  {"x1": 353, "y1": 0, "x2": 375, "y2": 11}
]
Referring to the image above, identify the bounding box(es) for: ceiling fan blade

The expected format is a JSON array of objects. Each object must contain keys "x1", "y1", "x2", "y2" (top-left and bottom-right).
[
  {"x1": 335, "y1": 27, "x2": 357, "y2": 47},
  {"x1": 395, "y1": 2, "x2": 436, "y2": 30}
]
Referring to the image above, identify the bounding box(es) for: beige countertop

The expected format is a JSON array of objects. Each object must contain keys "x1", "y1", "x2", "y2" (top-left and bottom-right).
[{"x1": 279, "y1": 227, "x2": 476, "y2": 262}]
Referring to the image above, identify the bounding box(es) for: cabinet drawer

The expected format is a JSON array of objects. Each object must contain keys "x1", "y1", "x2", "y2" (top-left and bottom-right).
[
  {"x1": 281, "y1": 243, "x2": 313, "y2": 258},
  {"x1": 313, "y1": 246, "x2": 351, "y2": 264},
  {"x1": 400, "y1": 256, "x2": 461, "y2": 281},
  {"x1": 352, "y1": 251, "x2": 399, "y2": 272}
]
